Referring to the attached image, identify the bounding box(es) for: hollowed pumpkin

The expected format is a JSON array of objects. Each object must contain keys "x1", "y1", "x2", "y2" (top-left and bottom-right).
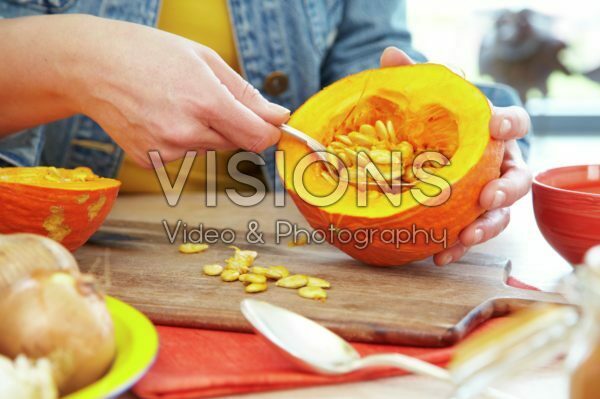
[
  {"x1": 277, "y1": 64, "x2": 503, "y2": 266},
  {"x1": 0, "y1": 167, "x2": 121, "y2": 251}
]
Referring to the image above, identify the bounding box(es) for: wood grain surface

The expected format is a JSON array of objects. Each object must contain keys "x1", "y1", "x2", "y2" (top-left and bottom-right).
[{"x1": 76, "y1": 219, "x2": 563, "y2": 347}]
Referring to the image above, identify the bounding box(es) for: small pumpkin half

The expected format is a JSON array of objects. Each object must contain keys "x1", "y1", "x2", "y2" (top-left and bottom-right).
[
  {"x1": 277, "y1": 64, "x2": 503, "y2": 266},
  {"x1": 0, "y1": 167, "x2": 120, "y2": 251}
]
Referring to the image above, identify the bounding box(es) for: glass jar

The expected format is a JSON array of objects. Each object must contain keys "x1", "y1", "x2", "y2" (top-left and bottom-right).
[{"x1": 567, "y1": 246, "x2": 600, "y2": 399}]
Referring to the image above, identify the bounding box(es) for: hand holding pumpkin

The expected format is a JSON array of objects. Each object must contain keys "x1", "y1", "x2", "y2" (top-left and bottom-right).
[{"x1": 380, "y1": 47, "x2": 532, "y2": 266}]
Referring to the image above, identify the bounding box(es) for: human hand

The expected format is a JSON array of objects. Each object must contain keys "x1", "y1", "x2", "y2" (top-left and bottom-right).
[
  {"x1": 379, "y1": 46, "x2": 532, "y2": 266},
  {"x1": 68, "y1": 15, "x2": 289, "y2": 167}
]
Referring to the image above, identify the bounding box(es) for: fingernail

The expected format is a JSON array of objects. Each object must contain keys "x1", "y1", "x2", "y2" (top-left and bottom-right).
[
  {"x1": 499, "y1": 119, "x2": 512, "y2": 136},
  {"x1": 491, "y1": 190, "x2": 506, "y2": 209},
  {"x1": 269, "y1": 103, "x2": 291, "y2": 117},
  {"x1": 439, "y1": 254, "x2": 453, "y2": 266},
  {"x1": 473, "y1": 228, "x2": 484, "y2": 244}
]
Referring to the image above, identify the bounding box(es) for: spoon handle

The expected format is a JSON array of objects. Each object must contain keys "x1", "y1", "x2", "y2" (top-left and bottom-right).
[
  {"x1": 358, "y1": 353, "x2": 451, "y2": 381},
  {"x1": 279, "y1": 124, "x2": 325, "y2": 153},
  {"x1": 357, "y1": 354, "x2": 518, "y2": 399}
]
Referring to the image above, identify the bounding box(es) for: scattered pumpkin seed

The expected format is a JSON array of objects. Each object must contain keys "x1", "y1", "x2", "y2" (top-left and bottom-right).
[
  {"x1": 221, "y1": 269, "x2": 240, "y2": 282},
  {"x1": 239, "y1": 273, "x2": 267, "y2": 284},
  {"x1": 307, "y1": 276, "x2": 331, "y2": 289},
  {"x1": 269, "y1": 266, "x2": 290, "y2": 279},
  {"x1": 276, "y1": 274, "x2": 308, "y2": 289},
  {"x1": 298, "y1": 286, "x2": 327, "y2": 300},
  {"x1": 250, "y1": 266, "x2": 269, "y2": 275},
  {"x1": 288, "y1": 235, "x2": 309, "y2": 247},
  {"x1": 245, "y1": 282, "x2": 268, "y2": 293},
  {"x1": 179, "y1": 243, "x2": 209, "y2": 254},
  {"x1": 203, "y1": 264, "x2": 223, "y2": 276}
]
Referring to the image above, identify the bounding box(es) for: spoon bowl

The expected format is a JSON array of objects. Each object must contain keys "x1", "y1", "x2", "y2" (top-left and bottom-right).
[
  {"x1": 241, "y1": 299, "x2": 449, "y2": 379},
  {"x1": 240, "y1": 299, "x2": 360, "y2": 374}
]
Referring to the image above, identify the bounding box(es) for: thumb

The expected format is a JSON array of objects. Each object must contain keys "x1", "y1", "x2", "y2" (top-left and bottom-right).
[
  {"x1": 203, "y1": 50, "x2": 290, "y2": 125},
  {"x1": 380, "y1": 47, "x2": 416, "y2": 68}
]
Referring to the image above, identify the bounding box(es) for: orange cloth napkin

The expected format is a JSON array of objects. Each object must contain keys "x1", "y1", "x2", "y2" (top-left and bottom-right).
[{"x1": 133, "y1": 277, "x2": 536, "y2": 399}]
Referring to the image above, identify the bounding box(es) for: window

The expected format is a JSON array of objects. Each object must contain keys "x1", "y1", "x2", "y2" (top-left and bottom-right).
[{"x1": 407, "y1": 1, "x2": 600, "y2": 134}]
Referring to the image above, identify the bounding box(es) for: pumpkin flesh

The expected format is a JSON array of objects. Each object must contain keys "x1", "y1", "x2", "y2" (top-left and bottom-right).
[{"x1": 0, "y1": 167, "x2": 121, "y2": 251}]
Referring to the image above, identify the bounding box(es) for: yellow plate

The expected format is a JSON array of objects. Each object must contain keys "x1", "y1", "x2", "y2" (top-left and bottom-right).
[{"x1": 64, "y1": 296, "x2": 159, "y2": 399}]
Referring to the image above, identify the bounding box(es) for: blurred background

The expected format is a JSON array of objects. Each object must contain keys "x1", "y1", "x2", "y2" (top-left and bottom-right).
[{"x1": 407, "y1": 0, "x2": 600, "y2": 171}]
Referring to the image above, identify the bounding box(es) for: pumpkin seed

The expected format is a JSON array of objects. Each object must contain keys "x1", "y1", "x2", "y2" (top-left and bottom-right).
[
  {"x1": 356, "y1": 152, "x2": 371, "y2": 167},
  {"x1": 359, "y1": 124, "x2": 376, "y2": 137},
  {"x1": 203, "y1": 264, "x2": 223, "y2": 276},
  {"x1": 369, "y1": 149, "x2": 392, "y2": 164},
  {"x1": 228, "y1": 245, "x2": 258, "y2": 261},
  {"x1": 245, "y1": 282, "x2": 268, "y2": 293},
  {"x1": 348, "y1": 131, "x2": 375, "y2": 147},
  {"x1": 386, "y1": 120, "x2": 396, "y2": 141},
  {"x1": 307, "y1": 276, "x2": 331, "y2": 289},
  {"x1": 335, "y1": 135, "x2": 353, "y2": 146},
  {"x1": 343, "y1": 147, "x2": 357, "y2": 163},
  {"x1": 298, "y1": 286, "x2": 327, "y2": 300},
  {"x1": 179, "y1": 243, "x2": 209, "y2": 254},
  {"x1": 44, "y1": 174, "x2": 62, "y2": 183},
  {"x1": 403, "y1": 167, "x2": 416, "y2": 183},
  {"x1": 374, "y1": 120, "x2": 389, "y2": 142},
  {"x1": 276, "y1": 274, "x2": 308, "y2": 289},
  {"x1": 221, "y1": 269, "x2": 240, "y2": 282},
  {"x1": 269, "y1": 265, "x2": 290, "y2": 279},
  {"x1": 250, "y1": 266, "x2": 269, "y2": 276},
  {"x1": 329, "y1": 141, "x2": 345, "y2": 150},
  {"x1": 337, "y1": 151, "x2": 350, "y2": 166},
  {"x1": 395, "y1": 141, "x2": 414, "y2": 163},
  {"x1": 239, "y1": 273, "x2": 267, "y2": 284}
]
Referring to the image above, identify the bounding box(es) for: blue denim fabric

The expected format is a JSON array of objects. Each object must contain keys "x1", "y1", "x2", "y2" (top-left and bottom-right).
[
  {"x1": 0, "y1": 0, "x2": 529, "y2": 190},
  {"x1": 0, "y1": 0, "x2": 160, "y2": 177},
  {"x1": 0, "y1": 0, "x2": 423, "y2": 177}
]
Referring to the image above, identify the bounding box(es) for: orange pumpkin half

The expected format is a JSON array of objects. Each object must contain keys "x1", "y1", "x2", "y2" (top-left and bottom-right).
[
  {"x1": 0, "y1": 167, "x2": 121, "y2": 251},
  {"x1": 277, "y1": 64, "x2": 503, "y2": 266}
]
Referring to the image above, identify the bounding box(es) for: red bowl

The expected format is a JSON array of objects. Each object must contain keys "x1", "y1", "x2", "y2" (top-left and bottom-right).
[{"x1": 532, "y1": 164, "x2": 600, "y2": 265}]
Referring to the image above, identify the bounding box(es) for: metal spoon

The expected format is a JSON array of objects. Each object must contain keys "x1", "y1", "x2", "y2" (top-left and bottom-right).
[
  {"x1": 241, "y1": 298, "x2": 449, "y2": 378},
  {"x1": 279, "y1": 124, "x2": 415, "y2": 189},
  {"x1": 240, "y1": 299, "x2": 517, "y2": 399},
  {"x1": 279, "y1": 123, "x2": 338, "y2": 177}
]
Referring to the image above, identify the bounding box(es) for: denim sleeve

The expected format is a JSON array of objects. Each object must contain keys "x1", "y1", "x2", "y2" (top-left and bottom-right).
[{"x1": 320, "y1": 0, "x2": 426, "y2": 87}]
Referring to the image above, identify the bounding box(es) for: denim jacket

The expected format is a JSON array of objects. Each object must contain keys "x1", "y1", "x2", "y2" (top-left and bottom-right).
[{"x1": 0, "y1": 0, "x2": 527, "y2": 185}]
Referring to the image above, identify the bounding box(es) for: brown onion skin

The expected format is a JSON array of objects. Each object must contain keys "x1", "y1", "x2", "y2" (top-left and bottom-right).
[
  {"x1": 0, "y1": 233, "x2": 79, "y2": 292},
  {"x1": 0, "y1": 270, "x2": 116, "y2": 394}
]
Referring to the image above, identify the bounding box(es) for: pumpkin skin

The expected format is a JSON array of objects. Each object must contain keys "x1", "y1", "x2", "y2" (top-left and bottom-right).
[
  {"x1": 277, "y1": 64, "x2": 504, "y2": 266},
  {"x1": 0, "y1": 167, "x2": 121, "y2": 251}
]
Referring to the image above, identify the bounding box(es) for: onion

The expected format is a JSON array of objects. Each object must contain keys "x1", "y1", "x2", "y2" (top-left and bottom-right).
[
  {"x1": 0, "y1": 266, "x2": 115, "y2": 394},
  {"x1": 0, "y1": 233, "x2": 79, "y2": 292},
  {"x1": 0, "y1": 354, "x2": 58, "y2": 399}
]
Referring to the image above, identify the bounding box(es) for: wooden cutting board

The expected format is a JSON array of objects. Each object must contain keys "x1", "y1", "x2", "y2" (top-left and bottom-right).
[{"x1": 76, "y1": 220, "x2": 564, "y2": 347}]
